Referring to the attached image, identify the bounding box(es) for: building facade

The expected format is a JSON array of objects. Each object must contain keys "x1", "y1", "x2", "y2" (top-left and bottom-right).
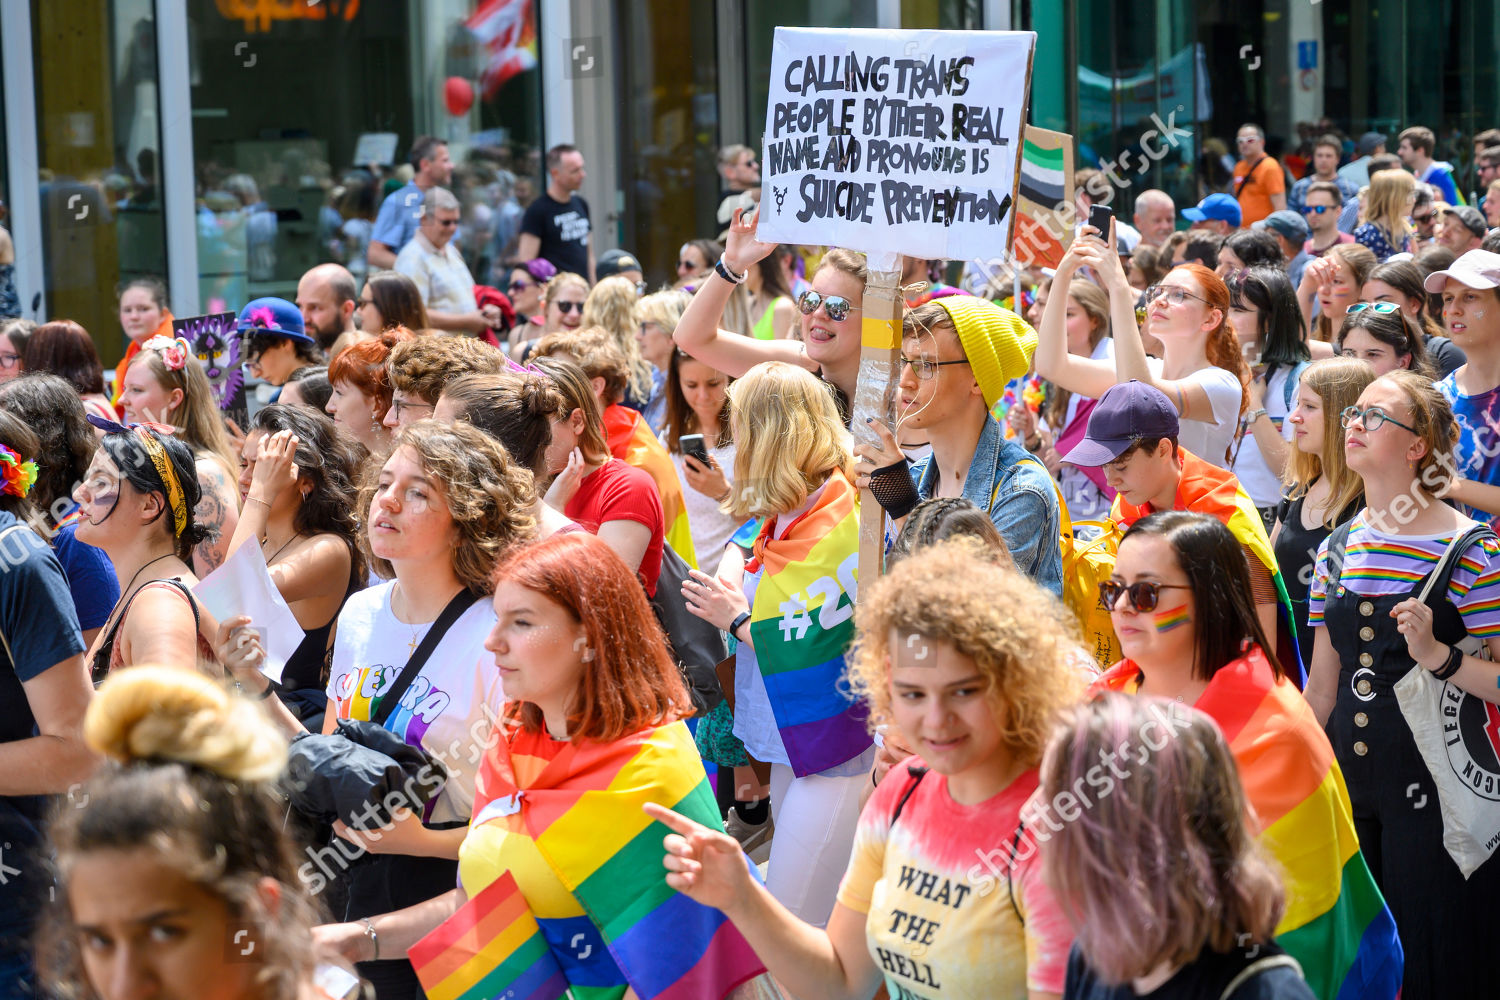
[{"x1": 1, "y1": 0, "x2": 1495, "y2": 362}]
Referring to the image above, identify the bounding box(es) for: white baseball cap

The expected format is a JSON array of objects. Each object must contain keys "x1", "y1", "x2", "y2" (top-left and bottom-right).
[{"x1": 1424, "y1": 249, "x2": 1500, "y2": 293}]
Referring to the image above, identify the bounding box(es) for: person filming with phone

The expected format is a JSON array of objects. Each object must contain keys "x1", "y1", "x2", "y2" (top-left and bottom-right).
[{"x1": 662, "y1": 347, "x2": 738, "y2": 575}]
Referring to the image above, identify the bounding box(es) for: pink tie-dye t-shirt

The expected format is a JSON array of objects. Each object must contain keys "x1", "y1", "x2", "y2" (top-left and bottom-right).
[{"x1": 837, "y1": 759, "x2": 1073, "y2": 999}]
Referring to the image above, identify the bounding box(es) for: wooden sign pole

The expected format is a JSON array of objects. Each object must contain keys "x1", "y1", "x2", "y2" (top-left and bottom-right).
[{"x1": 853, "y1": 252, "x2": 904, "y2": 590}]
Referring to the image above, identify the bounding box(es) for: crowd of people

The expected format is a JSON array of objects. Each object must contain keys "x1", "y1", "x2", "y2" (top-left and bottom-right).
[{"x1": 0, "y1": 119, "x2": 1496, "y2": 1000}]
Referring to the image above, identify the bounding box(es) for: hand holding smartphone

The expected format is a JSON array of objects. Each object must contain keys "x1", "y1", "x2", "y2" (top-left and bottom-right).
[{"x1": 680, "y1": 433, "x2": 711, "y2": 466}]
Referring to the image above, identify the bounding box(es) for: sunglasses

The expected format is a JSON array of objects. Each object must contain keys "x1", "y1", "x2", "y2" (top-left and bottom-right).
[
  {"x1": 508, "y1": 279, "x2": 534, "y2": 294},
  {"x1": 1302, "y1": 205, "x2": 1334, "y2": 215},
  {"x1": 797, "y1": 290, "x2": 856, "y2": 322},
  {"x1": 1347, "y1": 301, "x2": 1401, "y2": 315},
  {"x1": 555, "y1": 301, "x2": 583, "y2": 314},
  {"x1": 1144, "y1": 284, "x2": 1209, "y2": 306},
  {"x1": 1340, "y1": 405, "x2": 1418, "y2": 434},
  {"x1": 1412, "y1": 212, "x2": 1435, "y2": 224},
  {"x1": 1098, "y1": 580, "x2": 1192, "y2": 613},
  {"x1": 677, "y1": 259, "x2": 701, "y2": 272}
]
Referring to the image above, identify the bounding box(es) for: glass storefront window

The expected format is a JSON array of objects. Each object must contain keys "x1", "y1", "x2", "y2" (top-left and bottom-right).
[{"x1": 30, "y1": 0, "x2": 167, "y2": 358}]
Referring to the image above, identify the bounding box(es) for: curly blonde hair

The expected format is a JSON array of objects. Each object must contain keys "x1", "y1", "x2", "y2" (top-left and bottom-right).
[
  {"x1": 359, "y1": 420, "x2": 537, "y2": 591},
  {"x1": 848, "y1": 541, "x2": 1081, "y2": 767},
  {"x1": 726, "y1": 361, "x2": 852, "y2": 520},
  {"x1": 582, "y1": 276, "x2": 654, "y2": 403}
]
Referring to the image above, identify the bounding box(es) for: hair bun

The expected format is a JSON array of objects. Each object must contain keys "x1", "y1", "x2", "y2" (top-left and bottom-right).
[{"x1": 84, "y1": 666, "x2": 287, "y2": 784}]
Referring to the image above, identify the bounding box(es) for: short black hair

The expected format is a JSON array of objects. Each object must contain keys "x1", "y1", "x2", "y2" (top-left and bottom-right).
[
  {"x1": 244, "y1": 332, "x2": 322, "y2": 366},
  {"x1": 408, "y1": 135, "x2": 446, "y2": 171},
  {"x1": 1183, "y1": 233, "x2": 1222, "y2": 269},
  {"x1": 546, "y1": 144, "x2": 580, "y2": 171},
  {"x1": 1223, "y1": 230, "x2": 1284, "y2": 269}
]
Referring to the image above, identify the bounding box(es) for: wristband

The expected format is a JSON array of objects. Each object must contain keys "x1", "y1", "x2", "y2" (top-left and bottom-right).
[
  {"x1": 1430, "y1": 644, "x2": 1464, "y2": 681},
  {"x1": 714, "y1": 256, "x2": 747, "y2": 284},
  {"x1": 867, "y1": 459, "x2": 920, "y2": 520},
  {"x1": 729, "y1": 611, "x2": 751, "y2": 641}
]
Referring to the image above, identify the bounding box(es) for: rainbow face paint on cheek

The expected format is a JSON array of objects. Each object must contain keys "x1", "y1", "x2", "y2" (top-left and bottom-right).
[{"x1": 1153, "y1": 605, "x2": 1192, "y2": 633}]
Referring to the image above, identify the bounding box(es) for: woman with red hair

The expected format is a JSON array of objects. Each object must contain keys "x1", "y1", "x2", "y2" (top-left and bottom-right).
[
  {"x1": 20, "y1": 320, "x2": 113, "y2": 423},
  {"x1": 326, "y1": 327, "x2": 412, "y2": 452},
  {"x1": 316, "y1": 531, "x2": 767, "y2": 1000}
]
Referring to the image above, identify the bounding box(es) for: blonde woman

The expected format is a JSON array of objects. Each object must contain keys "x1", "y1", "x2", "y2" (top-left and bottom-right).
[
  {"x1": 1271, "y1": 357, "x2": 1374, "y2": 657},
  {"x1": 510, "y1": 272, "x2": 589, "y2": 363},
  {"x1": 582, "y1": 274, "x2": 656, "y2": 410},
  {"x1": 117, "y1": 334, "x2": 240, "y2": 574},
  {"x1": 1353, "y1": 169, "x2": 1417, "y2": 262},
  {"x1": 680, "y1": 361, "x2": 874, "y2": 928},
  {"x1": 636, "y1": 288, "x2": 693, "y2": 432}
]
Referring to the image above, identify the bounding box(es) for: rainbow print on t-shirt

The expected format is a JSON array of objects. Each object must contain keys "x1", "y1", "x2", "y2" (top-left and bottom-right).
[{"x1": 332, "y1": 665, "x2": 450, "y2": 752}]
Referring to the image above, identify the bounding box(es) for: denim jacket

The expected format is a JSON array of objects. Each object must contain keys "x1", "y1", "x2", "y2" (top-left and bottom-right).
[{"x1": 909, "y1": 415, "x2": 1063, "y2": 595}]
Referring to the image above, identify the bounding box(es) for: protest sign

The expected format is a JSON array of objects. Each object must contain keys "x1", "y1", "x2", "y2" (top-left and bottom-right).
[
  {"x1": 757, "y1": 27, "x2": 1035, "y2": 261},
  {"x1": 1014, "y1": 125, "x2": 1075, "y2": 269},
  {"x1": 173, "y1": 312, "x2": 249, "y2": 433}
]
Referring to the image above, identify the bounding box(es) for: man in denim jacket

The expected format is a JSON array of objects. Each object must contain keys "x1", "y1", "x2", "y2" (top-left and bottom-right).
[{"x1": 856, "y1": 295, "x2": 1063, "y2": 595}]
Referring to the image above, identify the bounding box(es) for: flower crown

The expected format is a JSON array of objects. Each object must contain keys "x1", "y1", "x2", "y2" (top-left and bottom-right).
[
  {"x1": 141, "y1": 335, "x2": 192, "y2": 372},
  {"x1": 0, "y1": 444, "x2": 38, "y2": 499}
]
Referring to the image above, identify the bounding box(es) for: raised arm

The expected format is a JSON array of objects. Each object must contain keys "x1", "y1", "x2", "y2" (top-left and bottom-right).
[
  {"x1": 672, "y1": 209, "x2": 815, "y2": 379},
  {"x1": 1032, "y1": 237, "x2": 1120, "y2": 398}
]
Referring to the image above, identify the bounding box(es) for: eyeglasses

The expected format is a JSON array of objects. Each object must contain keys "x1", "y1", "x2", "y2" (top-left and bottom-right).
[
  {"x1": 899, "y1": 355, "x2": 970, "y2": 380},
  {"x1": 1347, "y1": 301, "x2": 1402, "y2": 315},
  {"x1": 433, "y1": 217, "x2": 459, "y2": 228},
  {"x1": 1340, "y1": 405, "x2": 1418, "y2": 434},
  {"x1": 797, "y1": 290, "x2": 856, "y2": 322},
  {"x1": 1144, "y1": 284, "x2": 1209, "y2": 306},
  {"x1": 555, "y1": 301, "x2": 583, "y2": 314},
  {"x1": 391, "y1": 398, "x2": 435, "y2": 421},
  {"x1": 677, "y1": 259, "x2": 700, "y2": 272},
  {"x1": 1302, "y1": 205, "x2": 1334, "y2": 215},
  {"x1": 507, "y1": 279, "x2": 534, "y2": 294},
  {"x1": 634, "y1": 280, "x2": 648, "y2": 296},
  {"x1": 1098, "y1": 580, "x2": 1193, "y2": 613},
  {"x1": 0, "y1": 353, "x2": 19, "y2": 370}
]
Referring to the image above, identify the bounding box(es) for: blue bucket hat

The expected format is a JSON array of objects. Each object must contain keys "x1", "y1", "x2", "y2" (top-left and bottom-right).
[{"x1": 236, "y1": 297, "x2": 314, "y2": 344}]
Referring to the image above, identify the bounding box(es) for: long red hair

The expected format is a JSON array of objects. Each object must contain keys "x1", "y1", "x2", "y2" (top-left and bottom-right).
[
  {"x1": 495, "y1": 532, "x2": 692, "y2": 743},
  {"x1": 327, "y1": 326, "x2": 414, "y2": 420},
  {"x1": 1177, "y1": 263, "x2": 1249, "y2": 415}
]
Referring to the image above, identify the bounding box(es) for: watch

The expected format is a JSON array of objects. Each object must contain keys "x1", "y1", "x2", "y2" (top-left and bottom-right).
[
  {"x1": 729, "y1": 611, "x2": 752, "y2": 641},
  {"x1": 1246, "y1": 408, "x2": 1268, "y2": 424}
]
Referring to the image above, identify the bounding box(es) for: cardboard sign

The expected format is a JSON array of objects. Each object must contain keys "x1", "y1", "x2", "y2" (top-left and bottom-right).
[
  {"x1": 758, "y1": 27, "x2": 1035, "y2": 260},
  {"x1": 1013, "y1": 125, "x2": 1075, "y2": 270},
  {"x1": 173, "y1": 313, "x2": 248, "y2": 433}
]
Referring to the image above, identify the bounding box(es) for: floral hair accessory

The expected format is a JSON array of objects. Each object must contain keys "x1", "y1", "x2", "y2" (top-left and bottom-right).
[
  {"x1": 247, "y1": 305, "x2": 277, "y2": 329},
  {"x1": 0, "y1": 443, "x2": 38, "y2": 499},
  {"x1": 141, "y1": 335, "x2": 192, "y2": 372}
]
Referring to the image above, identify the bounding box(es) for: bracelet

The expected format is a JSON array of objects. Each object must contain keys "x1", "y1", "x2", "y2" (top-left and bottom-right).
[
  {"x1": 714, "y1": 255, "x2": 747, "y2": 284},
  {"x1": 1431, "y1": 644, "x2": 1464, "y2": 681},
  {"x1": 245, "y1": 495, "x2": 273, "y2": 510},
  {"x1": 1024, "y1": 435, "x2": 1042, "y2": 451},
  {"x1": 362, "y1": 918, "x2": 380, "y2": 962},
  {"x1": 257, "y1": 678, "x2": 277, "y2": 701},
  {"x1": 729, "y1": 611, "x2": 752, "y2": 641}
]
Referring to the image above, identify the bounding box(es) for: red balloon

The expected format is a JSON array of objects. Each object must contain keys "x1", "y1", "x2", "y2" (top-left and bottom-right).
[{"x1": 444, "y1": 77, "x2": 474, "y2": 116}]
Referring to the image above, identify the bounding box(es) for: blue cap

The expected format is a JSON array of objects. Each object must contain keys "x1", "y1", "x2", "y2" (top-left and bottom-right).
[
  {"x1": 1061, "y1": 380, "x2": 1180, "y2": 467},
  {"x1": 235, "y1": 297, "x2": 314, "y2": 344},
  {"x1": 1182, "y1": 193, "x2": 1242, "y2": 227}
]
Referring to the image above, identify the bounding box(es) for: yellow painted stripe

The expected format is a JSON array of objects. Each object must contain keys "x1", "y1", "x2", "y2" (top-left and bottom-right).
[
  {"x1": 861, "y1": 316, "x2": 898, "y2": 349},
  {"x1": 1261, "y1": 767, "x2": 1361, "y2": 935}
]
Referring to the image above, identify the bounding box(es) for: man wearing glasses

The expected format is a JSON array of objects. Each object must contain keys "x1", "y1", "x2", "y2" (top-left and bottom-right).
[
  {"x1": 716, "y1": 144, "x2": 761, "y2": 226},
  {"x1": 1301, "y1": 182, "x2": 1355, "y2": 259},
  {"x1": 393, "y1": 187, "x2": 501, "y2": 336},
  {"x1": 1061, "y1": 379, "x2": 1298, "y2": 675},
  {"x1": 1231, "y1": 124, "x2": 1287, "y2": 228}
]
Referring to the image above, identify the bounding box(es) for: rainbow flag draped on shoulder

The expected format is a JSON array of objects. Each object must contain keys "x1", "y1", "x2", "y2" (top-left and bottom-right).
[
  {"x1": 1111, "y1": 446, "x2": 1305, "y2": 686},
  {"x1": 415, "y1": 719, "x2": 763, "y2": 1000},
  {"x1": 410, "y1": 871, "x2": 569, "y2": 1000},
  {"x1": 743, "y1": 468, "x2": 870, "y2": 777},
  {"x1": 1095, "y1": 647, "x2": 1403, "y2": 1000},
  {"x1": 603, "y1": 404, "x2": 697, "y2": 568}
]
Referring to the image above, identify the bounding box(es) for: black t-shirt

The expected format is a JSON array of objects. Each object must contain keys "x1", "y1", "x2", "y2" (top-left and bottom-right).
[
  {"x1": 0, "y1": 513, "x2": 86, "y2": 947},
  {"x1": 520, "y1": 192, "x2": 591, "y2": 278},
  {"x1": 1064, "y1": 942, "x2": 1316, "y2": 1000}
]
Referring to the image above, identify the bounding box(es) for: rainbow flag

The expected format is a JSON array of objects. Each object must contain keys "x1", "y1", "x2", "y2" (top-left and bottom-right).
[
  {"x1": 464, "y1": 720, "x2": 764, "y2": 1000},
  {"x1": 604, "y1": 404, "x2": 697, "y2": 569},
  {"x1": 743, "y1": 468, "x2": 870, "y2": 777},
  {"x1": 1111, "y1": 446, "x2": 1305, "y2": 686},
  {"x1": 1095, "y1": 648, "x2": 1403, "y2": 1000},
  {"x1": 410, "y1": 871, "x2": 569, "y2": 1000}
]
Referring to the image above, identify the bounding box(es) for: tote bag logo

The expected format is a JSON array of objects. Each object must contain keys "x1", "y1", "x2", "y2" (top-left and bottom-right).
[{"x1": 1442, "y1": 683, "x2": 1500, "y2": 802}]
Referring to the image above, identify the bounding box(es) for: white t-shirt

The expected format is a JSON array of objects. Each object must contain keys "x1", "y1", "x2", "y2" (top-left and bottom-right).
[
  {"x1": 326, "y1": 581, "x2": 501, "y2": 826},
  {"x1": 1231, "y1": 363, "x2": 1300, "y2": 507},
  {"x1": 393, "y1": 232, "x2": 478, "y2": 317},
  {"x1": 1057, "y1": 338, "x2": 1115, "y2": 523},
  {"x1": 670, "y1": 440, "x2": 739, "y2": 575},
  {"x1": 1147, "y1": 359, "x2": 1244, "y2": 466}
]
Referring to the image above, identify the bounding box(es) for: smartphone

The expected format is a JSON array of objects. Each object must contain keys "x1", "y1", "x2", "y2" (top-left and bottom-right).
[
  {"x1": 680, "y1": 433, "x2": 710, "y2": 465},
  {"x1": 1088, "y1": 203, "x2": 1114, "y2": 236}
]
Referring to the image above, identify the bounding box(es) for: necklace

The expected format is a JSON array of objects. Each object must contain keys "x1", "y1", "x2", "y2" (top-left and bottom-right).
[
  {"x1": 391, "y1": 583, "x2": 431, "y2": 655},
  {"x1": 103, "y1": 552, "x2": 177, "y2": 636},
  {"x1": 260, "y1": 532, "x2": 302, "y2": 566}
]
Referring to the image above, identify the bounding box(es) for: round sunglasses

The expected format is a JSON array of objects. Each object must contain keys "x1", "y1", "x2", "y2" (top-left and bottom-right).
[
  {"x1": 797, "y1": 290, "x2": 856, "y2": 322},
  {"x1": 1098, "y1": 580, "x2": 1192, "y2": 613}
]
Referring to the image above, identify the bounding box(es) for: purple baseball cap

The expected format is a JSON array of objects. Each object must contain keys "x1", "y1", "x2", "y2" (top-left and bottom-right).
[{"x1": 1061, "y1": 380, "x2": 1180, "y2": 467}]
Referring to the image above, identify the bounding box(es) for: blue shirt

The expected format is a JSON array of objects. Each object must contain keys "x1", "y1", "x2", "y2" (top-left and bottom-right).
[
  {"x1": 1438, "y1": 370, "x2": 1500, "y2": 523},
  {"x1": 1287, "y1": 174, "x2": 1359, "y2": 216},
  {"x1": 0, "y1": 512, "x2": 85, "y2": 948},
  {"x1": 370, "y1": 180, "x2": 424, "y2": 255},
  {"x1": 51, "y1": 520, "x2": 118, "y2": 631},
  {"x1": 908, "y1": 415, "x2": 1064, "y2": 595}
]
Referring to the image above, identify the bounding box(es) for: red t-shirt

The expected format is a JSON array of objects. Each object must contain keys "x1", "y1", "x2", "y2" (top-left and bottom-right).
[{"x1": 564, "y1": 458, "x2": 665, "y2": 595}]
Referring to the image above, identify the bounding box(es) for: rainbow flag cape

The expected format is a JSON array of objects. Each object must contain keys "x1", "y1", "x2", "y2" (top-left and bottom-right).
[
  {"x1": 410, "y1": 871, "x2": 569, "y2": 1000},
  {"x1": 1095, "y1": 648, "x2": 1403, "y2": 1000},
  {"x1": 458, "y1": 719, "x2": 764, "y2": 1000},
  {"x1": 604, "y1": 404, "x2": 697, "y2": 569},
  {"x1": 743, "y1": 468, "x2": 870, "y2": 777},
  {"x1": 1111, "y1": 446, "x2": 1305, "y2": 686}
]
